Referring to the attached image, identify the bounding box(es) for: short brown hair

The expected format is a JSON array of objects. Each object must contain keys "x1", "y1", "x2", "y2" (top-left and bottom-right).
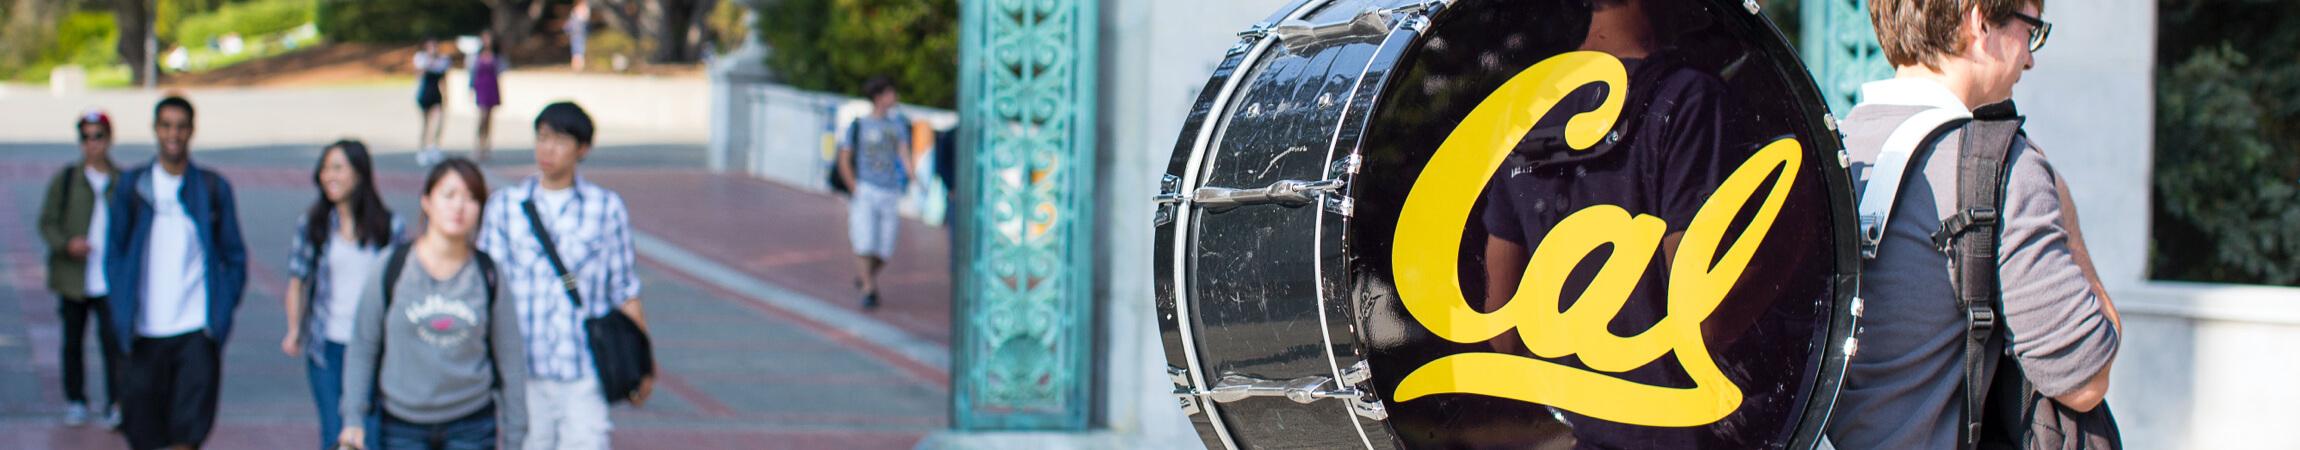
[{"x1": 1869, "y1": 0, "x2": 2043, "y2": 68}]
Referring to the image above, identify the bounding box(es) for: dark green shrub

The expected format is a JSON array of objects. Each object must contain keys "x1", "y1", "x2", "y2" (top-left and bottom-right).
[
  {"x1": 758, "y1": 0, "x2": 957, "y2": 108},
  {"x1": 316, "y1": 0, "x2": 488, "y2": 43}
]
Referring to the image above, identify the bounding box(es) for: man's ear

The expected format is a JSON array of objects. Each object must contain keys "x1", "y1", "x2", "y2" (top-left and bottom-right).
[{"x1": 1961, "y1": 5, "x2": 1991, "y2": 56}]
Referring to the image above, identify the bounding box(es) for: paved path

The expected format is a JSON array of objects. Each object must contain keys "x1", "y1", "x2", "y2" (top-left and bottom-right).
[{"x1": 0, "y1": 131, "x2": 953, "y2": 449}]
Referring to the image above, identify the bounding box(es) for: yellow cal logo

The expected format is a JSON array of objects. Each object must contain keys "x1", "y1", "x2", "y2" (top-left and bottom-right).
[{"x1": 1388, "y1": 51, "x2": 1801, "y2": 427}]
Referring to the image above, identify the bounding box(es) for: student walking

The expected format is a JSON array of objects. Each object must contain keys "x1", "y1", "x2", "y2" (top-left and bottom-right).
[
  {"x1": 415, "y1": 38, "x2": 454, "y2": 166},
  {"x1": 566, "y1": 1, "x2": 590, "y2": 72},
  {"x1": 106, "y1": 96, "x2": 248, "y2": 450},
  {"x1": 339, "y1": 158, "x2": 528, "y2": 450},
  {"x1": 1827, "y1": 1, "x2": 2122, "y2": 448},
  {"x1": 476, "y1": 102, "x2": 652, "y2": 450},
  {"x1": 835, "y1": 76, "x2": 913, "y2": 311},
  {"x1": 38, "y1": 109, "x2": 125, "y2": 428},
  {"x1": 470, "y1": 33, "x2": 506, "y2": 162},
  {"x1": 283, "y1": 139, "x2": 399, "y2": 450}
]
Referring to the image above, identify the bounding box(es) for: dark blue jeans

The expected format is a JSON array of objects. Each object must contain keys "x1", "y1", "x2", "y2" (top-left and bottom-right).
[
  {"x1": 379, "y1": 405, "x2": 496, "y2": 450},
  {"x1": 306, "y1": 341, "x2": 379, "y2": 450}
]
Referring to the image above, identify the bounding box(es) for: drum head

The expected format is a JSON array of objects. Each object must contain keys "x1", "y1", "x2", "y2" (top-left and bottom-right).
[{"x1": 1348, "y1": 0, "x2": 1854, "y2": 448}]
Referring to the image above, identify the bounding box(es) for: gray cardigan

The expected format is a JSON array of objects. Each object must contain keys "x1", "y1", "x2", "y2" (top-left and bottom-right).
[{"x1": 342, "y1": 251, "x2": 526, "y2": 447}]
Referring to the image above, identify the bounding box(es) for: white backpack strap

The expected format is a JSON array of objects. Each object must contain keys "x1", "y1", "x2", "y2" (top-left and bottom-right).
[{"x1": 1856, "y1": 107, "x2": 1973, "y2": 260}]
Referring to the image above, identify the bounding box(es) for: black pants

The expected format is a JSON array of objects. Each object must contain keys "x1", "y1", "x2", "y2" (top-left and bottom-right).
[
  {"x1": 58, "y1": 296, "x2": 123, "y2": 405},
  {"x1": 122, "y1": 332, "x2": 220, "y2": 450}
]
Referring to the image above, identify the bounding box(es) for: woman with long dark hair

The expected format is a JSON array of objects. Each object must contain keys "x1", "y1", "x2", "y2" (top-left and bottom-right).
[
  {"x1": 282, "y1": 139, "x2": 399, "y2": 450},
  {"x1": 339, "y1": 158, "x2": 527, "y2": 449}
]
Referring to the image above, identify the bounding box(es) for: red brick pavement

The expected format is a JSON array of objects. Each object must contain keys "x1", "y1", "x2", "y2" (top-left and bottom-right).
[{"x1": 579, "y1": 169, "x2": 955, "y2": 346}]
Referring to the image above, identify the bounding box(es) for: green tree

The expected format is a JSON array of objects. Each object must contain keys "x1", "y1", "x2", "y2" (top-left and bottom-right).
[
  {"x1": 315, "y1": 0, "x2": 488, "y2": 43},
  {"x1": 2153, "y1": 0, "x2": 2300, "y2": 285},
  {"x1": 757, "y1": 0, "x2": 956, "y2": 108}
]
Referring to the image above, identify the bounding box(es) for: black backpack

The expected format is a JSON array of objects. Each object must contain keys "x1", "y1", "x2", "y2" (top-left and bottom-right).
[{"x1": 1864, "y1": 101, "x2": 2122, "y2": 450}]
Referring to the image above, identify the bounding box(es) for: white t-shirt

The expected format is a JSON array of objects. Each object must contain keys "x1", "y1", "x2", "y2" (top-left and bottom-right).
[
  {"x1": 140, "y1": 168, "x2": 209, "y2": 337},
  {"x1": 323, "y1": 235, "x2": 384, "y2": 343},
  {"x1": 83, "y1": 168, "x2": 110, "y2": 297},
  {"x1": 536, "y1": 185, "x2": 576, "y2": 216}
]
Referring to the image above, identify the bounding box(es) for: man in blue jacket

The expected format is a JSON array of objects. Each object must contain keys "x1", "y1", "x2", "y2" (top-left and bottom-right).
[{"x1": 105, "y1": 96, "x2": 246, "y2": 450}]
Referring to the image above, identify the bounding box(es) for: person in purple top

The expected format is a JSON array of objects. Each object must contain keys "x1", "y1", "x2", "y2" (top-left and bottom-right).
[{"x1": 471, "y1": 32, "x2": 506, "y2": 162}]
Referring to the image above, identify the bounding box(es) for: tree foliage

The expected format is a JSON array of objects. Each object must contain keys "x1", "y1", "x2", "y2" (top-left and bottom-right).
[
  {"x1": 315, "y1": 0, "x2": 489, "y2": 43},
  {"x1": 757, "y1": 0, "x2": 957, "y2": 108},
  {"x1": 2153, "y1": 0, "x2": 2300, "y2": 285}
]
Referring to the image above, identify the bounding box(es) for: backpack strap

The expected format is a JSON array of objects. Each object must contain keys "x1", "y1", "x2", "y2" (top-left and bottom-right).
[
  {"x1": 1943, "y1": 112, "x2": 2026, "y2": 449},
  {"x1": 377, "y1": 243, "x2": 412, "y2": 401},
  {"x1": 474, "y1": 250, "x2": 503, "y2": 390},
  {"x1": 1855, "y1": 107, "x2": 1973, "y2": 260}
]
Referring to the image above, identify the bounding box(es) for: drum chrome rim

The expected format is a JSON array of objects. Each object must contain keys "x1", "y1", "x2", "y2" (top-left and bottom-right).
[{"x1": 1166, "y1": 1, "x2": 1337, "y2": 449}]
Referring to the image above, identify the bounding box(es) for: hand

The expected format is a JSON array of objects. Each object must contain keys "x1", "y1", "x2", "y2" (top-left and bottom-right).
[
  {"x1": 66, "y1": 238, "x2": 90, "y2": 259},
  {"x1": 337, "y1": 426, "x2": 365, "y2": 450},
  {"x1": 628, "y1": 375, "x2": 655, "y2": 407},
  {"x1": 280, "y1": 331, "x2": 302, "y2": 357}
]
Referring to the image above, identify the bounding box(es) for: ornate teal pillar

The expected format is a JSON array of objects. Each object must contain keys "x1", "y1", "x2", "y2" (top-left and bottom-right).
[
  {"x1": 1799, "y1": 0, "x2": 1893, "y2": 113},
  {"x1": 951, "y1": 0, "x2": 1098, "y2": 431}
]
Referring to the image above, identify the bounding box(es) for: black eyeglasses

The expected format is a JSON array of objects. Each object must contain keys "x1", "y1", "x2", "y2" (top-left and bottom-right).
[
  {"x1": 2009, "y1": 12, "x2": 2051, "y2": 53},
  {"x1": 79, "y1": 131, "x2": 107, "y2": 142}
]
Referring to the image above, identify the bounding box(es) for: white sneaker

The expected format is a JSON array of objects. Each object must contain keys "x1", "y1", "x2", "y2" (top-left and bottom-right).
[
  {"x1": 417, "y1": 147, "x2": 445, "y2": 166},
  {"x1": 63, "y1": 402, "x2": 88, "y2": 426},
  {"x1": 101, "y1": 404, "x2": 121, "y2": 428}
]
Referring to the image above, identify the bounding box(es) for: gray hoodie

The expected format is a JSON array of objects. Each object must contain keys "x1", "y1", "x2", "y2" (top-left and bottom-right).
[{"x1": 342, "y1": 250, "x2": 526, "y2": 448}]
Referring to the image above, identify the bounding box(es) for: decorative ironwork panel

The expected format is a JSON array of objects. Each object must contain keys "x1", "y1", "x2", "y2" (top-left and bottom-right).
[
  {"x1": 1800, "y1": 0, "x2": 1892, "y2": 114},
  {"x1": 952, "y1": 0, "x2": 1097, "y2": 431}
]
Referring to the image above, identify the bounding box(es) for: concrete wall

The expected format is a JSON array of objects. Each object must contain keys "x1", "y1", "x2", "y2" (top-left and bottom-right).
[{"x1": 2015, "y1": 2, "x2": 2300, "y2": 448}]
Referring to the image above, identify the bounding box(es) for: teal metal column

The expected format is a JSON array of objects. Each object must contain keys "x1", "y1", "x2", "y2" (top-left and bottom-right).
[
  {"x1": 951, "y1": 0, "x2": 1098, "y2": 431},
  {"x1": 1800, "y1": 0, "x2": 1893, "y2": 113}
]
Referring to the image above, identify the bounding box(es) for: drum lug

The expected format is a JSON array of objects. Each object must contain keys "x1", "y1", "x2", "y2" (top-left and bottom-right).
[
  {"x1": 1229, "y1": 25, "x2": 1275, "y2": 57},
  {"x1": 1155, "y1": 174, "x2": 1186, "y2": 226},
  {"x1": 1742, "y1": 0, "x2": 1761, "y2": 14},
  {"x1": 1170, "y1": 365, "x2": 1205, "y2": 416}
]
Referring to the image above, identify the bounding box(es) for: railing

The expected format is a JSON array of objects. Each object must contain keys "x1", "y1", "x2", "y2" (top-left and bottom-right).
[{"x1": 709, "y1": 71, "x2": 958, "y2": 224}]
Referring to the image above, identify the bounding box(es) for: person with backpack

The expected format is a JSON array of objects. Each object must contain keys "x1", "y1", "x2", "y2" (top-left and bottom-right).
[
  {"x1": 282, "y1": 139, "x2": 400, "y2": 450},
  {"x1": 338, "y1": 158, "x2": 527, "y2": 450},
  {"x1": 1827, "y1": 1, "x2": 2123, "y2": 449},
  {"x1": 108, "y1": 96, "x2": 248, "y2": 450},
  {"x1": 835, "y1": 75, "x2": 913, "y2": 311},
  {"x1": 38, "y1": 109, "x2": 125, "y2": 429}
]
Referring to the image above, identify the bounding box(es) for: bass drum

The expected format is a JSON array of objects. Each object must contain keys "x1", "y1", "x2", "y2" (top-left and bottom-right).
[{"x1": 1154, "y1": 0, "x2": 1860, "y2": 449}]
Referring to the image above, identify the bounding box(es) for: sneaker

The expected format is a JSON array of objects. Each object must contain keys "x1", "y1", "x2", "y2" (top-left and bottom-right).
[
  {"x1": 861, "y1": 292, "x2": 881, "y2": 311},
  {"x1": 63, "y1": 402, "x2": 88, "y2": 427},
  {"x1": 101, "y1": 404, "x2": 121, "y2": 429},
  {"x1": 416, "y1": 147, "x2": 444, "y2": 166}
]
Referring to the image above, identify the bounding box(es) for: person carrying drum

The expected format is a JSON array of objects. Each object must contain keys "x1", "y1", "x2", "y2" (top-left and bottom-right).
[{"x1": 1827, "y1": 0, "x2": 2122, "y2": 448}]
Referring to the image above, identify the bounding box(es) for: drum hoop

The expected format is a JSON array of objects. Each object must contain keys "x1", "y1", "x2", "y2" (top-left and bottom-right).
[
  {"x1": 1168, "y1": 1, "x2": 1334, "y2": 449},
  {"x1": 1313, "y1": 4, "x2": 1444, "y2": 450}
]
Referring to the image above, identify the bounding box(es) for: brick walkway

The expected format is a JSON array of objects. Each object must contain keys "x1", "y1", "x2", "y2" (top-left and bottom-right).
[{"x1": 0, "y1": 143, "x2": 952, "y2": 450}]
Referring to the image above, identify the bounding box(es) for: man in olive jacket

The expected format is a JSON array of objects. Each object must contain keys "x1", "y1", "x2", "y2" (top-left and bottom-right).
[{"x1": 38, "y1": 109, "x2": 124, "y2": 428}]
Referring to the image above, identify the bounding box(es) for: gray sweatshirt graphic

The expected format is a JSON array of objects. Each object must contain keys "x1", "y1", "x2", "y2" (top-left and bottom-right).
[{"x1": 342, "y1": 251, "x2": 527, "y2": 448}]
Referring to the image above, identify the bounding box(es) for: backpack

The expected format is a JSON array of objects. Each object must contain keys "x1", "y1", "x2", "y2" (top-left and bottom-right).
[
  {"x1": 1855, "y1": 100, "x2": 2121, "y2": 450},
  {"x1": 826, "y1": 114, "x2": 911, "y2": 194},
  {"x1": 377, "y1": 245, "x2": 505, "y2": 390}
]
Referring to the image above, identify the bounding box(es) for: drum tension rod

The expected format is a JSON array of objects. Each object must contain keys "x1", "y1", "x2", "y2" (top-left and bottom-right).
[
  {"x1": 1181, "y1": 154, "x2": 1359, "y2": 217},
  {"x1": 1172, "y1": 361, "x2": 1389, "y2": 420}
]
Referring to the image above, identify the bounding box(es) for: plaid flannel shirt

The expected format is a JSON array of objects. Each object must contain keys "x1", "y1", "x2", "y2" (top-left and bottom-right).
[{"x1": 476, "y1": 176, "x2": 641, "y2": 381}]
